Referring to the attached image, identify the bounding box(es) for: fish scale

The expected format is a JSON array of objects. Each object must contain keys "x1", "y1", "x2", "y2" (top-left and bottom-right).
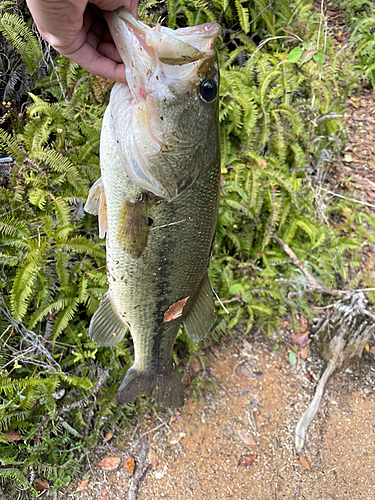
[{"x1": 85, "y1": 9, "x2": 221, "y2": 408}]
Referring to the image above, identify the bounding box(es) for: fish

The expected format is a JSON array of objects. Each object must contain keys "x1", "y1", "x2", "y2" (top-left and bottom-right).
[{"x1": 84, "y1": 8, "x2": 221, "y2": 408}]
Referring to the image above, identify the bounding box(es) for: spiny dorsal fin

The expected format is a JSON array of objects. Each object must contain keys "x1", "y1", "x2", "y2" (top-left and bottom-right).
[{"x1": 183, "y1": 273, "x2": 216, "y2": 343}]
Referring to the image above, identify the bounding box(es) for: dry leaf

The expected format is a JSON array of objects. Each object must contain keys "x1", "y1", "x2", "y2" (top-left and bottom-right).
[
  {"x1": 280, "y1": 320, "x2": 289, "y2": 328},
  {"x1": 163, "y1": 297, "x2": 189, "y2": 324},
  {"x1": 369, "y1": 346, "x2": 375, "y2": 355},
  {"x1": 238, "y1": 454, "x2": 256, "y2": 467},
  {"x1": 237, "y1": 364, "x2": 252, "y2": 378},
  {"x1": 299, "y1": 315, "x2": 308, "y2": 332},
  {"x1": 190, "y1": 358, "x2": 200, "y2": 374},
  {"x1": 76, "y1": 479, "x2": 90, "y2": 491},
  {"x1": 97, "y1": 456, "x2": 121, "y2": 471},
  {"x1": 169, "y1": 432, "x2": 186, "y2": 445},
  {"x1": 299, "y1": 454, "x2": 311, "y2": 470},
  {"x1": 3, "y1": 429, "x2": 22, "y2": 442},
  {"x1": 237, "y1": 430, "x2": 257, "y2": 446},
  {"x1": 300, "y1": 346, "x2": 309, "y2": 360},
  {"x1": 122, "y1": 455, "x2": 135, "y2": 475},
  {"x1": 291, "y1": 331, "x2": 310, "y2": 347},
  {"x1": 34, "y1": 478, "x2": 50, "y2": 490},
  {"x1": 148, "y1": 448, "x2": 158, "y2": 467},
  {"x1": 102, "y1": 432, "x2": 113, "y2": 443}
]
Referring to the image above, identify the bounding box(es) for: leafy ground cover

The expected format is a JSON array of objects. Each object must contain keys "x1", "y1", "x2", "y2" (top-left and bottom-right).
[{"x1": 0, "y1": 0, "x2": 374, "y2": 496}]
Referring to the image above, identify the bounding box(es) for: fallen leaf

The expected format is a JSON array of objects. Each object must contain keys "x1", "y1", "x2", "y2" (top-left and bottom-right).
[
  {"x1": 122, "y1": 455, "x2": 135, "y2": 475},
  {"x1": 280, "y1": 320, "x2": 289, "y2": 328},
  {"x1": 34, "y1": 478, "x2": 50, "y2": 490},
  {"x1": 101, "y1": 490, "x2": 109, "y2": 499},
  {"x1": 169, "y1": 432, "x2": 186, "y2": 445},
  {"x1": 76, "y1": 479, "x2": 90, "y2": 491},
  {"x1": 306, "y1": 372, "x2": 312, "y2": 382},
  {"x1": 299, "y1": 315, "x2": 308, "y2": 332},
  {"x1": 300, "y1": 346, "x2": 309, "y2": 360},
  {"x1": 369, "y1": 346, "x2": 375, "y2": 355},
  {"x1": 237, "y1": 364, "x2": 252, "y2": 378},
  {"x1": 238, "y1": 454, "x2": 256, "y2": 467},
  {"x1": 102, "y1": 432, "x2": 113, "y2": 443},
  {"x1": 3, "y1": 429, "x2": 22, "y2": 442},
  {"x1": 163, "y1": 297, "x2": 189, "y2": 324},
  {"x1": 97, "y1": 456, "x2": 121, "y2": 471},
  {"x1": 190, "y1": 358, "x2": 200, "y2": 374},
  {"x1": 288, "y1": 351, "x2": 297, "y2": 366},
  {"x1": 344, "y1": 153, "x2": 353, "y2": 163},
  {"x1": 237, "y1": 430, "x2": 257, "y2": 446},
  {"x1": 291, "y1": 331, "x2": 310, "y2": 347},
  {"x1": 148, "y1": 448, "x2": 158, "y2": 467},
  {"x1": 299, "y1": 454, "x2": 311, "y2": 470}
]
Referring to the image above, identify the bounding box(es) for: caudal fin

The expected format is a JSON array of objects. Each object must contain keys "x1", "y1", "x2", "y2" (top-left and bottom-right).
[{"x1": 116, "y1": 365, "x2": 184, "y2": 408}]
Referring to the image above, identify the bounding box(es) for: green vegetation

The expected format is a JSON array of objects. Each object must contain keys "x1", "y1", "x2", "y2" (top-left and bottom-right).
[{"x1": 1, "y1": 0, "x2": 374, "y2": 495}]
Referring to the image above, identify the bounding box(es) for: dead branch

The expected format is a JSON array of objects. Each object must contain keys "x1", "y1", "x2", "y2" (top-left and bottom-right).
[
  {"x1": 295, "y1": 291, "x2": 375, "y2": 453},
  {"x1": 127, "y1": 438, "x2": 149, "y2": 500},
  {"x1": 273, "y1": 235, "x2": 322, "y2": 289}
]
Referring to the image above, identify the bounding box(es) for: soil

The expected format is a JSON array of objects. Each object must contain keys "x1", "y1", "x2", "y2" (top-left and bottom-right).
[
  {"x1": 66, "y1": 326, "x2": 375, "y2": 500},
  {"x1": 63, "y1": 6, "x2": 375, "y2": 500}
]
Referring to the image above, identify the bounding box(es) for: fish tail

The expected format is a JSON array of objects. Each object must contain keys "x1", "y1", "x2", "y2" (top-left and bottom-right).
[{"x1": 116, "y1": 365, "x2": 184, "y2": 408}]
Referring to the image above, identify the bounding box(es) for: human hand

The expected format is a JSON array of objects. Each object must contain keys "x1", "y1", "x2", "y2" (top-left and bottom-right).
[{"x1": 26, "y1": 0, "x2": 138, "y2": 82}]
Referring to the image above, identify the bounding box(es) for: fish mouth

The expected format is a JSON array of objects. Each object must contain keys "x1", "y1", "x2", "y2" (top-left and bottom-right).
[
  {"x1": 103, "y1": 9, "x2": 220, "y2": 200},
  {"x1": 104, "y1": 8, "x2": 220, "y2": 100}
]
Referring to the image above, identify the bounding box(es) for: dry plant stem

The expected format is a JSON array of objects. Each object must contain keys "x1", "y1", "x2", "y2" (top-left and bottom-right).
[
  {"x1": 295, "y1": 358, "x2": 337, "y2": 454},
  {"x1": 295, "y1": 292, "x2": 375, "y2": 454},
  {"x1": 323, "y1": 188, "x2": 375, "y2": 209},
  {"x1": 128, "y1": 438, "x2": 149, "y2": 500},
  {"x1": 273, "y1": 235, "x2": 322, "y2": 288},
  {"x1": 34, "y1": 370, "x2": 109, "y2": 444}
]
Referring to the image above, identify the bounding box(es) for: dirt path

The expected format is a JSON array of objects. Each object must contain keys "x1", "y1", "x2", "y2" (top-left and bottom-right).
[{"x1": 68, "y1": 328, "x2": 375, "y2": 500}]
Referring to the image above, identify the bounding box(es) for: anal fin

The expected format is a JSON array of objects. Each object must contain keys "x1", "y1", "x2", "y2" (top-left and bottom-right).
[
  {"x1": 84, "y1": 177, "x2": 108, "y2": 238},
  {"x1": 89, "y1": 292, "x2": 128, "y2": 346},
  {"x1": 183, "y1": 273, "x2": 216, "y2": 343}
]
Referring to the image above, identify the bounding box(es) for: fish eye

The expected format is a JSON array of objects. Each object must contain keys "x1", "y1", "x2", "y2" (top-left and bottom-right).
[{"x1": 199, "y1": 79, "x2": 217, "y2": 102}]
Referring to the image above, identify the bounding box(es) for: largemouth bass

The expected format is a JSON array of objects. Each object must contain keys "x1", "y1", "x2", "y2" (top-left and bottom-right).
[{"x1": 84, "y1": 9, "x2": 220, "y2": 408}]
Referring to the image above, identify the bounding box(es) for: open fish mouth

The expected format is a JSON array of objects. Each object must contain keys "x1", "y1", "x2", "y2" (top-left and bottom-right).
[
  {"x1": 104, "y1": 9, "x2": 220, "y2": 100},
  {"x1": 103, "y1": 9, "x2": 220, "y2": 200}
]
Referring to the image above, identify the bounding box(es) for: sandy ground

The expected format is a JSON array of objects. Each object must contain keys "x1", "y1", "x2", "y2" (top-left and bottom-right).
[{"x1": 67, "y1": 329, "x2": 375, "y2": 500}]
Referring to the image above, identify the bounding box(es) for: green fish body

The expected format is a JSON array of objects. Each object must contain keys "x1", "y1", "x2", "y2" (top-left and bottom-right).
[{"x1": 85, "y1": 10, "x2": 220, "y2": 408}]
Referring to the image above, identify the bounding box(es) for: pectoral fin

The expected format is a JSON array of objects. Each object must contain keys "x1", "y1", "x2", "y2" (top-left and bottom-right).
[
  {"x1": 89, "y1": 292, "x2": 128, "y2": 346},
  {"x1": 183, "y1": 273, "x2": 216, "y2": 343},
  {"x1": 117, "y1": 198, "x2": 149, "y2": 258},
  {"x1": 84, "y1": 177, "x2": 108, "y2": 238}
]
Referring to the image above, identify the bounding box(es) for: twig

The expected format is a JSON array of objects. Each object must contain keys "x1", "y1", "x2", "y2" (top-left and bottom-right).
[
  {"x1": 212, "y1": 288, "x2": 229, "y2": 314},
  {"x1": 249, "y1": 0, "x2": 275, "y2": 27},
  {"x1": 150, "y1": 219, "x2": 186, "y2": 231},
  {"x1": 295, "y1": 291, "x2": 375, "y2": 453},
  {"x1": 276, "y1": 279, "x2": 375, "y2": 297},
  {"x1": 127, "y1": 438, "x2": 149, "y2": 500},
  {"x1": 322, "y1": 188, "x2": 375, "y2": 209},
  {"x1": 35, "y1": 370, "x2": 109, "y2": 444},
  {"x1": 140, "y1": 420, "x2": 168, "y2": 437},
  {"x1": 273, "y1": 236, "x2": 322, "y2": 289},
  {"x1": 295, "y1": 357, "x2": 337, "y2": 454}
]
